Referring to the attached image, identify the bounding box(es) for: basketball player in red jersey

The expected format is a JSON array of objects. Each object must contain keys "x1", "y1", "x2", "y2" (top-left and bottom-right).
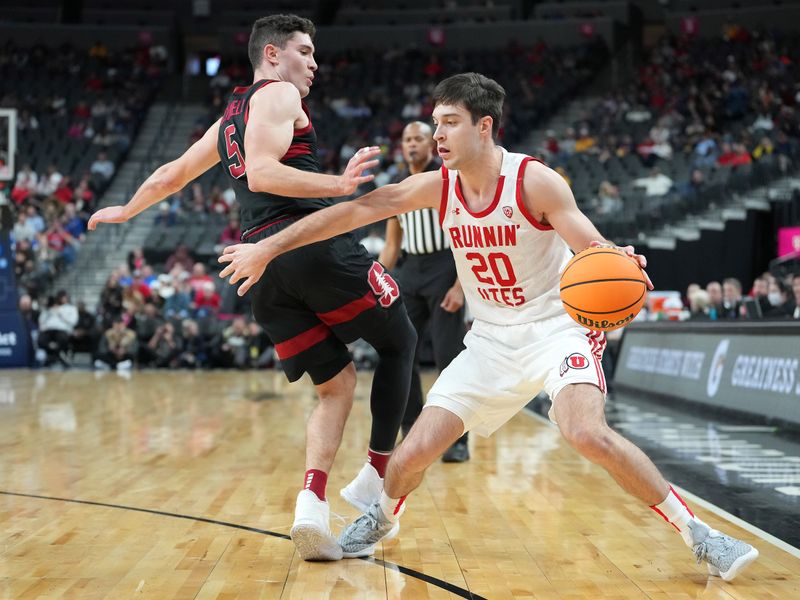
[
  {"x1": 88, "y1": 14, "x2": 419, "y2": 561},
  {"x1": 218, "y1": 73, "x2": 759, "y2": 580}
]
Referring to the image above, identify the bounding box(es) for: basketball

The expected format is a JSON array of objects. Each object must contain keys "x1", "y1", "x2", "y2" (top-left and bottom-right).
[{"x1": 560, "y1": 247, "x2": 647, "y2": 331}]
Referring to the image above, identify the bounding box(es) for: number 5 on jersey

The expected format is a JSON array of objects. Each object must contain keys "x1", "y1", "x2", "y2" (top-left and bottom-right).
[{"x1": 224, "y1": 124, "x2": 246, "y2": 178}]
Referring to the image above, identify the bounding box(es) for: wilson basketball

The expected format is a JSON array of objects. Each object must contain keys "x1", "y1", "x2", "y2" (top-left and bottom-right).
[{"x1": 560, "y1": 247, "x2": 647, "y2": 331}]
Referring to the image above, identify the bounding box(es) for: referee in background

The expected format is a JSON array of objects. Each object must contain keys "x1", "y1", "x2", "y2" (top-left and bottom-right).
[{"x1": 379, "y1": 121, "x2": 470, "y2": 462}]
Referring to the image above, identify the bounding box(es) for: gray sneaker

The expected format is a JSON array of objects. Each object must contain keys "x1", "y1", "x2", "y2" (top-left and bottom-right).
[
  {"x1": 689, "y1": 520, "x2": 758, "y2": 581},
  {"x1": 339, "y1": 502, "x2": 395, "y2": 558}
]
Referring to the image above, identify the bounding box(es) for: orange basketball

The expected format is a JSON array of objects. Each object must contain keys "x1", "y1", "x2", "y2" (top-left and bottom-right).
[{"x1": 560, "y1": 247, "x2": 647, "y2": 331}]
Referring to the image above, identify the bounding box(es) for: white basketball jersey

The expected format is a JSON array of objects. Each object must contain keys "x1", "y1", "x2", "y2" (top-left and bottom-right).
[{"x1": 439, "y1": 148, "x2": 572, "y2": 325}]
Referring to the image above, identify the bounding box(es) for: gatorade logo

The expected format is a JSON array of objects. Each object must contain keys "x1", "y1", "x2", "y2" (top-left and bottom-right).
[{"x1": 706, "y1": 339, "x2": 730, "y2": 398}]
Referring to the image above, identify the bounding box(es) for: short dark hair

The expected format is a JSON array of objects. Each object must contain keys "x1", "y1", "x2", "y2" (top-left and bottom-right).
[
  {"x1": 248, "y1": 14, "x2": 316, "y2": 71},
  {"x1": 432, "y1": 73, "x2": 505, "y2": 138},
  {"x1": 723, "y1": 277, "x2": 742, "y2": 293}
]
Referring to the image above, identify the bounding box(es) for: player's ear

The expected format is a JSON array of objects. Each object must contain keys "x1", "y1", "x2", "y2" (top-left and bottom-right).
[
  {"x1": 264, "y1": 43, "x2": 279, "y2": 66},
  {"x1": 480, "y1": 116, "x2": 493, "y2": 137}
]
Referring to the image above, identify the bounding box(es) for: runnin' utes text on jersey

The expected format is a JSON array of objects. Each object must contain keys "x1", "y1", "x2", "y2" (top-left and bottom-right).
[{"x1": 439, "y1": 149, "x2": 572, "y2": 325}]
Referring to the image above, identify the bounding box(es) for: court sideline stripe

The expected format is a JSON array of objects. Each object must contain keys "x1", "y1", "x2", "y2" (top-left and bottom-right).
[
  {"x1": 0, "y1": 490, "x2": 487, "y2": 600},
  {"x1": 520, "y1": 407, "x2": 800, "y2": 559}
]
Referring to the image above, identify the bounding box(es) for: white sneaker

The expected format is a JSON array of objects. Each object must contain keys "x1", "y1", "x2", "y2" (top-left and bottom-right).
[
  {"x1": 116, "y1": 359, "x2": 132, "y2": 371},
  {"x1": 688, "y1": 520, "x2": 759, "y2": 581},
  {"x1": 341, "y1": 462, "x2": 401, "y2": 541},
  {"x1": 341, "y1": 463, "x2": 383, "y2": 513},
  {"x1": 290, "y1": 489, "x2": 343, "y2": 561}
]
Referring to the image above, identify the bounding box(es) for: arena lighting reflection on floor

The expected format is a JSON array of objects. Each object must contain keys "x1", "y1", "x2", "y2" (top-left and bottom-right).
[{"x1": 527, "y1": 389, "x2": 800, "y2": 547}]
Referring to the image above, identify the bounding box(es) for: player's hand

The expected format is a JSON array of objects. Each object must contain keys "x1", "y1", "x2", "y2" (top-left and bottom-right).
[
  {"x1": 87, "y1": 205, "x2": 131, "y2": 230},
  {"x1": 440, "y1": 284, "x2": 465, "y2": 313},
  {"x1": 589, "y1": 240, "x2": 654, "y2": 290},
  {"x1": 337, "y1": 146, "x2": 381, "y2": 196},
  {"x1": 218, "y1": 243, "x2": 272, "y2": 296}
]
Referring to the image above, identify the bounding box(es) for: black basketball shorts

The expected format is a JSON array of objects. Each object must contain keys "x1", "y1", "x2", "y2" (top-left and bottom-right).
[{"x1": 245, "y1": 215, "x2": 407, "y2": 385}]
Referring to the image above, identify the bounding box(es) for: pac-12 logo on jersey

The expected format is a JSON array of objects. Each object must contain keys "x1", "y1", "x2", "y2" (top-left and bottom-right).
[
  {"x1": 559, "y1": 353, "x2": 589, "y2": 377},
  {"x1": 502, "y1": 206, "x2": 513, "y2": 218},
  {"x1": 368, "y1": 262, "x2": 400, "y2": 308}
]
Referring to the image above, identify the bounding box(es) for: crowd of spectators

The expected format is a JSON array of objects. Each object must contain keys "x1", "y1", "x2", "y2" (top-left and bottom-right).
[
  {"x1": 11, "y1": 28, "x2": 800, "y2": 372},
  {"x1": 683, "y1": 271, "x2": 800, "y2": 321},
  {"x1": 163, "y1": 40, "x2": 605, "y2": 224},
  {"x1": 0, "y1": 40, "x2": 165, "y2": 301},
  {"x1": 534, "y1": 27, "x2": 800, "y2": 231},
  {"x1": 166, "y1": 28, "x2": 800, "y2": 247},
  {"x1": 21, "y1": 242, "x2": 276, "y2": 371},
  {"x1": 146, "y1": 40, "x2": 607, "y2": 255}
]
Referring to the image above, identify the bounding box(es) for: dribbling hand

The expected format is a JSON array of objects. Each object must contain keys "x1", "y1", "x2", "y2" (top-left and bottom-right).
[
  {"x1": 440, "y1": 284, "x2": 465, "y2": 313},
  {"x1": 218, "y1": 243, "x2": 272, "y2": 296},
  {"x1": 87, "y1": 206, "x2": 131, "y2": 230},
  {"x1": 337, "y1": 146, "x2": 382, "y2": 196},
  {"x1": 589, "y1": 240, "x2": 654, "y2": 290}
]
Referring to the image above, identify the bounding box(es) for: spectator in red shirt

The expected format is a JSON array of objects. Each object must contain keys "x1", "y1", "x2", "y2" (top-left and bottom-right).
[
  {"x1": 85, "y1": 73, "x2": 103, "y2": 91},
  {"x1": 193, "y1": 281, "x2": 221, "y2": 315},
  {"x1": 188, "y1": 263, "x2": 213, "y2": 294},
  {"x1": 53, "y1": 177, "x2": 74, "y2": 204},
  {"x1": 73, "y1": 175, "x2": 95, "y2": 209},
  {"x1": 46, "y1": 222, "x2": 78, "y2": 265},
  {"x1": 74, "y1": 101, "x2": 91, "y2": 119},
  {"x1": 165, "y1": 244, "x2": 194, "y2": 273},
  {"x1": 11, "y1": 164, "x2": 37, "y2": 204},
  {"x1": 128, "y1": 270, "x2": 152, "y2": 301},
  {"x1": 219, "y1": 216, "x2": 241, "y2": 246},
  {"x1": 423, "y1": 55, "x2": 443, "y2": 78},
  {"x1": 717, "y1": 142, "x2": 752, "y2": 166}
]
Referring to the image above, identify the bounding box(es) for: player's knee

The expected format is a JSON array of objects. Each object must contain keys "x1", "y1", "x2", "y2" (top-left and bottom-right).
[
  {"x1": 380, "y1": 313, "x2": 418, "y2": 357},
  {"x1": 392, "y1": 440, "x2": 430, "y2": 474},
  {"x1": 316, "y1": 363, "x2": 356, "y2": 406},
  {"x1": 561, "y1": 423, "x2": 615, "y2": 463}
]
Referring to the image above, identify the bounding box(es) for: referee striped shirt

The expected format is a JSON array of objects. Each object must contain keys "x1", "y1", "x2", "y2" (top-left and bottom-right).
[{"x1": 394, "y1": 160, "x2": 449, "y2": 255}]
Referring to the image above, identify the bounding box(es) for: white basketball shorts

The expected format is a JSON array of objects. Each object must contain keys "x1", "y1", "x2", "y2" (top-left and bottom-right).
[{"x1": 425, "y1": 313, "x2": 607, "y2": 437}]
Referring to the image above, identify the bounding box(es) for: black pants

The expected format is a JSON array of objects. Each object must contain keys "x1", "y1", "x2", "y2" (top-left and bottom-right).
[
  {"x1": 39, "y1": 329, "x2": 70, "y2": 365},
  {"x1": 396, "y1": 251, "x2": 467, "y2": 434}
]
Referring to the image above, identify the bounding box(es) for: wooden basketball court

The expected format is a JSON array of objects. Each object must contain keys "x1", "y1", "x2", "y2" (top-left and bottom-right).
[{"x1": 0, "y1": 370, "x2": 797, "y2": 599}]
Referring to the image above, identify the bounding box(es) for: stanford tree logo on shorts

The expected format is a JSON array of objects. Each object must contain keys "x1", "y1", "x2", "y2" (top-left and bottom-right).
[
  {"x1": 559, "y1": 353, "x2": 589, "y2": 377},
  {"x1": 368, "y1": 262, "x2": 400, "y2": 308}
]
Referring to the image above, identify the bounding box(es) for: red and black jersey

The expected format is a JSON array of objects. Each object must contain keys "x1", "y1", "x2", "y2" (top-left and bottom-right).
[{"x1": 217, "y1": 79, "x2": 333, "y2": 232}]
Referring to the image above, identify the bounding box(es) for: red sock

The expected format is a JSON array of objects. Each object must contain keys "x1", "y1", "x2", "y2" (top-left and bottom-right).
[
  {"x1": 367, "y1": 449, "x2": 390, "y2": 478},
  {"x1": 304, "y1": 469, "x2": 328, "y2": 501}
]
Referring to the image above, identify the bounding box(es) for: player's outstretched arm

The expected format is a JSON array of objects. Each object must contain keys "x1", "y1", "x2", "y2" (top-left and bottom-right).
[
  {"x1": 244, "y1": 82, "x2": 381, "y2": 198},
  {"x1": 88, "y1": 120, "x2": 222, "y2": 230},
  {"x1": 524, "y1": 161, "x2": 653, "y2": 289},
  {"x1": 218, "y1": 170, "x2": 441, "y2": 296},
  {"x1": 377, "y1": 218, "x2": 403, "y2": 270}
]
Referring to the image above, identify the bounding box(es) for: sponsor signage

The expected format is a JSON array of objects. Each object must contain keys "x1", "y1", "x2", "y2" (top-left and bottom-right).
[
  {"x1": 615, "y1": 324, "x2": 800, "y2": 425},
  {"x1": 777, "y1": 226, "x2": 800, "y2": 258},
  {"x1": 0, "y1": 312, "x2": 31, "y2": 367},
  {"x1": 0, "y1": 229, "x2": 32, "y2": 367}
]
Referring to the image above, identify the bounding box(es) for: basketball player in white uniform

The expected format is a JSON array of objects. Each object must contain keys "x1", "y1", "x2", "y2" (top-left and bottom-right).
[{"x1": 218, "y1": 73, "x2": 759, "y2": 580}]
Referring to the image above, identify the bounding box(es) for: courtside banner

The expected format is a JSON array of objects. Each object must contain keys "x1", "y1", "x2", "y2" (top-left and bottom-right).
[{"x1": 615, "y1": 322, "x2": 800, "y2": 425}]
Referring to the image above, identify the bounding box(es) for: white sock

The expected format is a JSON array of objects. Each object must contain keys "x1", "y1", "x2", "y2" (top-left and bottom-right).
[
  {"x1": 378, "y1": 490, "x2": 406, "y2": 523},
  {"x1": 650, "y1": 485, "x2": 701, "y2": 547}
]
